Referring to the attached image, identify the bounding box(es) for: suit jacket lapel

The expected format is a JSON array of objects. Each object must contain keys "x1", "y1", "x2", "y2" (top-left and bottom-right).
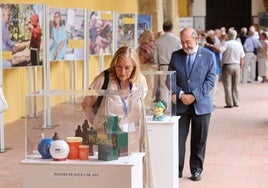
[
  {"x1": 183, "y1": 55, "x2": 188, "y2": 77},
  {"x1": 179, "y1": 50, "x2": 188, "y2": 78},
  {"x1": 188, "y1": 47, "x2": 201, "y2": 77}
]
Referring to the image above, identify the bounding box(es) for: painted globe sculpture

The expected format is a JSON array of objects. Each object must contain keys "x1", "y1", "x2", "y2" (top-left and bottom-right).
[
  {"x1": 49, "y1": 140, "x2": 70, "y2": 161},
  {"x1": 38, "y1": 138, "x2": 54, "y2": 159}
]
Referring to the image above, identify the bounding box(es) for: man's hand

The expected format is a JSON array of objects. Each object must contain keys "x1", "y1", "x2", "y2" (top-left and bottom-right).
[{"x1": 181, "y1": 93, "x2": 195, "y2": 105}]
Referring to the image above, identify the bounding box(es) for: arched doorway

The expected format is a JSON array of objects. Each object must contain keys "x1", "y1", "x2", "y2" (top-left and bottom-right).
[{"x1": 206, "y1": 0, "x2": 251, "y2": 31}]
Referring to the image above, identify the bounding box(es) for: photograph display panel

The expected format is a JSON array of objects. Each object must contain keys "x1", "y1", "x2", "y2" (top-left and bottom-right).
[
  {"x1": 49, "y1": 8, "x2": 85, "y2": 61},
  {"x1": 116, "y1": 13, "x2": 136, "y2": 49},
  {"x1": 1, "y1": 4, "x2": 139, "y2": 65},
  {"x1": 137, "y1": 14, "x2": 152, "y2": 38},
  {"x1": 1, "y1": 4, "x2": 44, "y2": 68},
  {"x1": 88, "y1": 11, "x2": 114, "y2": 55}
]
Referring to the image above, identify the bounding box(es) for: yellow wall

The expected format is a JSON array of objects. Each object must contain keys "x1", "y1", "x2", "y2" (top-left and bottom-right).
[
  {"x1": 0, "y1": 0, "x2": 137, "y2": 12},
  {"x1": 178, "y1": 0, "x2": 188, "y2": 17},
  {"x1": 2, "y1": 0, "x2": 137, "y2": 123},
  {"x1": 3, "y1": 68, "x2": 38, "y2": 121}
]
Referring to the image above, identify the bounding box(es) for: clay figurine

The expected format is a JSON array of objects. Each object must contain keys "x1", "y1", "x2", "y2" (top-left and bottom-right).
[
  {"x1": 82, "y1": 119, "x2": 90, "y2": 144},
  {"x1": 52, "y1": 132, "x2": 60, "y2": 140},
  {"x1": 152, "y1": 100, "x2": 167, "y2": 121},
  {"x1": 75, "y1": 125, "x2": 83, "y2": 137}
]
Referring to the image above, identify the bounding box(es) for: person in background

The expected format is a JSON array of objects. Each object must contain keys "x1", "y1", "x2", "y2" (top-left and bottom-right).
[
  {"x1": 155, "y1": 21, "x2": 181, "y2": 113},
  {"x1": 257, "y1": 31, "x2": 268, "y2": 83},
  {"x1": 242, "y1": 28, "x2": 261, "y2": 83},
  {"x1": 137, "y1": 29, "x2": 158, "y2": 111},
  {"x1": 49, "y1": 11, "x2": 67, "y2": 61},
  {"x1": 213, "y1": 28, "x2": 221, "y2": 45},
  {"x1": 220, "y1": 29, "x2": 245, "y2": 108},
  {"x1": 168, "y1": 27, "x2": 216, "y2": 181},
  {"x1": 197, "y1": 32, "x2": 207, "y2": 47},
  {"x1": 239, "y1": 27, "x2": 248, "y2": 45},
  {"x1": 155, "y1": 30, "x2": 164, "y2": 40},
  {"x1": 249, "y1": 25, "x2": 260, "y2": 81},
  {"x1": 204, "y1": 34, "x2": 221, "y2": 107},
  {"x1": 81, "y1": 46, "x2": 153, "y2": 188},
  {"x1": 220, "y1": 26, "x2": 226, "y2": 35}
]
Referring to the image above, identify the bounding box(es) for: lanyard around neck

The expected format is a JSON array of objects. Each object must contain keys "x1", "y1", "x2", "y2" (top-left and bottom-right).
[{"x1": 117, "y1": 78, "x2": 133, "y2": 115}]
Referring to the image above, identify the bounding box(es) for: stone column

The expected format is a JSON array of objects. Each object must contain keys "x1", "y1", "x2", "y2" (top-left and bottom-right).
[
  {"x1": 187, "y1": 0, "x2": 194, "y2": 16},
  {"x1": 165, "y1": 0, "x2": 179, "y2": 35},
  {"x1": 138, "y1": 0, "x2": 164, "y2": 34}
]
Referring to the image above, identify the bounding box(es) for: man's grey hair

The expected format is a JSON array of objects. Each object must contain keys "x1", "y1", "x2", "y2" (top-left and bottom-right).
[
  {"x1": 240, "y1": 27, "x2": 247, "y2": 34},
  {"x1": 228, "y1": 29, "x2": 237, "y2": 40}
]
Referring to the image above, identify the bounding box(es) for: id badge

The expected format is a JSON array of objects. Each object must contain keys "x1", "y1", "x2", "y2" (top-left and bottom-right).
[{"x1": 122, "y1": 122, "x2": 135, "y2": 132}]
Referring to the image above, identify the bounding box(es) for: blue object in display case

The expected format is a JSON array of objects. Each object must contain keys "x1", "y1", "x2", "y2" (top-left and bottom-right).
[{"x1": 38, "y1": 138, "x2": 54, "y2": 159}]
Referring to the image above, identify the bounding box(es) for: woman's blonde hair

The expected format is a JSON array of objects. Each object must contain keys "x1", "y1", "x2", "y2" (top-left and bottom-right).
[
  {"x1": 139, "y1": 29, "x2": 154, "y2": 44},
  {"x1": 109, "y1": 46, "x2": 141, "y2": 83}
]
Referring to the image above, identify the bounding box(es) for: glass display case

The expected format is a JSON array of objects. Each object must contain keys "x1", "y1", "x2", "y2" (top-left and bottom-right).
[
  {"x1": 25, "y1": 89, "x2": 143, "y2": 161},
  {"x1": 142, "y1": 71, "x2": 176, "y2": 121}
]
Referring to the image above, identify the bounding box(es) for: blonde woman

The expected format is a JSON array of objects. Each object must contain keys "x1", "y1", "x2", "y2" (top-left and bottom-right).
[
  {"x1": 82, "y1": 46, "x2": 154, "y2": 188},
  {"x1": 137, "y1": 30, "x2": 158, "y2": 112}
]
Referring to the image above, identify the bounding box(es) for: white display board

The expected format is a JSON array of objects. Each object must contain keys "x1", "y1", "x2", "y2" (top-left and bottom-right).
[
  {"x1": 179, "y1": 17, "x2": 193, "y2": 32},
  {"x1": 21, "y1": 153, "x2": 144, "y2": 188}
]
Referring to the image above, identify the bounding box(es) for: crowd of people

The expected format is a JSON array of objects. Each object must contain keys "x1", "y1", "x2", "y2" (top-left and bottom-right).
[
  {"x1": 137, "y1": 24, "x2": 268, "y2": 110},
  {"x1": 198, "y1": 25, "x2": 268, "y2": 84},
  {"x1": 135, "y1": 22, "x2": 268, "y2": 183},
  {"x1": 196, "y1": 25, "x2": 268, "y2": 108}
]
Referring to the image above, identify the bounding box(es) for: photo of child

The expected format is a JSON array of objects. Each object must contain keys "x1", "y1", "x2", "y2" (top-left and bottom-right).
[{"x1": 1, "y1": 4, "x2": 44, "y2": 68}]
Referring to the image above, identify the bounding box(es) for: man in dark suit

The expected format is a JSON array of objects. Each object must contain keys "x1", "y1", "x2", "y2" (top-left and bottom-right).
[{"x1": 168, "y1": 27, "x2": 216, "y2": 181}]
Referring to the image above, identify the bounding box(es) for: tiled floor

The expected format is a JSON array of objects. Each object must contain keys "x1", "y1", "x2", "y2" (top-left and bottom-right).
[{"x1": 1, "y1": 81, "x2": 268, "y2": 188}]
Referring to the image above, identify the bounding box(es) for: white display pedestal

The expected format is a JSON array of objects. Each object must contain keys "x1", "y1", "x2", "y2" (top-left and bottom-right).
[
  {"x1": 147, "y1": 116, "x2": 179, "y2": 188},
  {"x1": 21, "y1": 153, "x2": 144, "y2": 188}
]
